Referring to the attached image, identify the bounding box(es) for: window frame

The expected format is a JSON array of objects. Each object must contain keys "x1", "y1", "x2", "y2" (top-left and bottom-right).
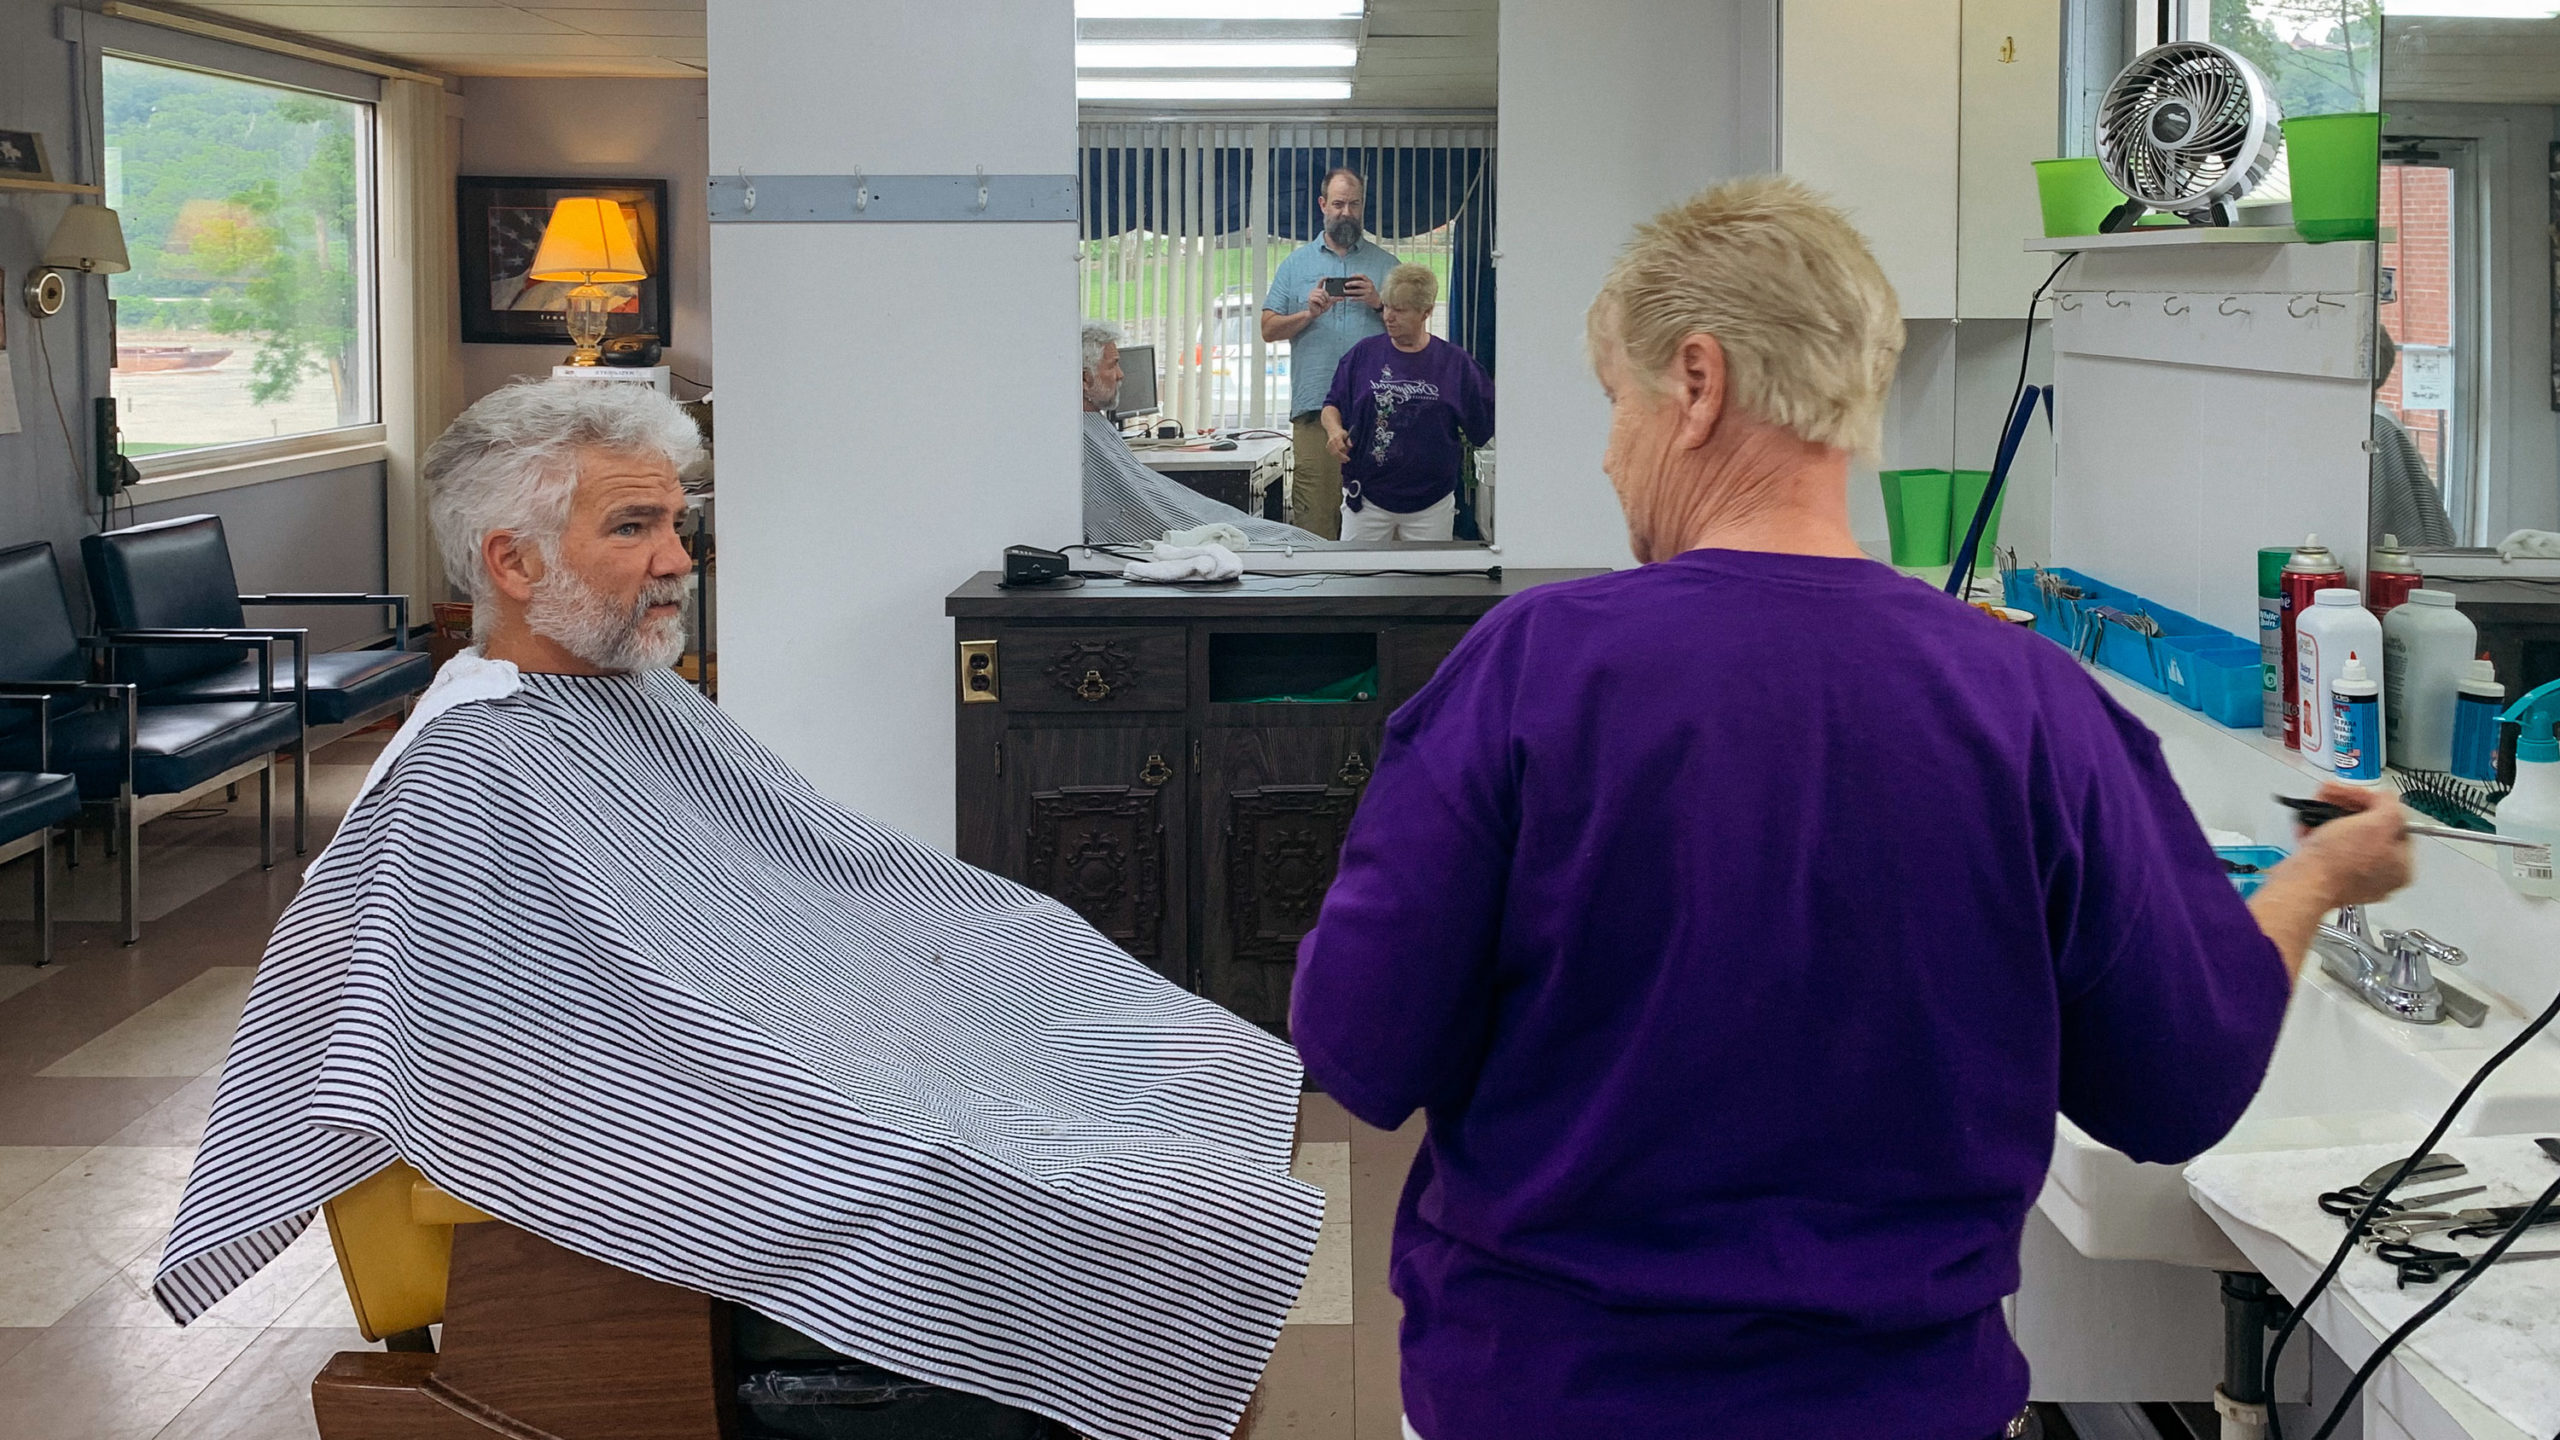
[{"x1": 70, "y1": 8, "x2": 387, "y2": 489}]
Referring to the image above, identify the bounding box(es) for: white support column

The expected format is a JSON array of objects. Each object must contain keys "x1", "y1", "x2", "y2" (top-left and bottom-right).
[
  {"x1": 1493, "y1": 0, "x2": 1779, "y2": 570},
  {"x1": 706, "y1": 0, "x2": 1078, "y2": 847}
]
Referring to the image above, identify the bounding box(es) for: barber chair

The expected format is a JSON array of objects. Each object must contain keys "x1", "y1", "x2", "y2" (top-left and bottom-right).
[
  {"x1": 0, "y1": 693, "x2": 82, "y2": 968},
  {"x1": 0, "y1": 542, "x2": 297, "y2": 945},
  {"x1": 83, "y1": 515, "x2": 433, "y2": 855},
  {"x1": 311, "y1": 1161, "x2": 730, "y2": 1440}
]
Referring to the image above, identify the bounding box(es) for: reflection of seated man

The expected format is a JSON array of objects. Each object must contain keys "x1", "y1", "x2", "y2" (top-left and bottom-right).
[
  {"x1": 153, "y1": 381, "x2": 1321, "y2": 1440},
  {"x1": 1082, "y1": 323, "x2": 1332, "y2": 547},
  {"x1": 2371, "y1": 327, "x2": 2456, "y2": 548}
]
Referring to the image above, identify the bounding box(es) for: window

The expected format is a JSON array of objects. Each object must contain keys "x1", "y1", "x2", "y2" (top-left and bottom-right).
[
  {"x1": 1079, "y1": 120, "x2": 1495, "y2": 430},
  {"x1": 101, "y1": 55, "x2": 378, "y2": 461}
]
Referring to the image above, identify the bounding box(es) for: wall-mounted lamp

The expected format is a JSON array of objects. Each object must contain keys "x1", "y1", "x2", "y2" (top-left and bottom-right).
[
  {"x1": 23, "y1": 203, "x2": 131, "y2": 317},
  {"x1": 527, "y1": 197, "x2": 647, "y2": 366}
]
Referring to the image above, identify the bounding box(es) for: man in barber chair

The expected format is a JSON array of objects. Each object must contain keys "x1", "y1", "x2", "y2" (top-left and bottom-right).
[{"x1": 153, "y1": 379, "x2": 1318, "y2": 1440}]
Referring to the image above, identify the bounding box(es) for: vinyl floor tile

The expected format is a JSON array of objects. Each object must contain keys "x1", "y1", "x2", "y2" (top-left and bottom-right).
[
  {"x1": 0, "y1": 843, "x2": 269, "y2": 927},
  {"x1": 101, "y1": 1076, "x2": 222, "y2": 1149},
  {"x1": 0, "y1": 1078, "x2": 194, "y2": 1147},
  {"x1": 0, "y1": 1318, "x2": 260, "y2": 1439},
  {"x1": 268, "y1": 1261, "x2": 356, "y2": 1331},
  {"x1": 1298, "y1": 1092, "x2": 1352, "y2": 1144},
  {"x1": 0, "y1": 1147, "x2": 91, "y2": 1211},
  {"x1": 1250, "y1": 1323, "x2": 1357, "y2": 1440},
  {"x1": 1, "y1": 1146, "x2": 196, "y2": 1234},
  {"x1": 0, "y1": 1224, "x2": 166, "y2": 1329},
  {"x1": 1285, "y1": 1143, "x2": 1353, "y2": 1326},
  {"x1": 0, "y1": 955, "x2": 65, "y2": 1005},
  {"x1": 62, "y1": 1222, "x2": 337, "y2": 1334},
  {"x1": 40, "y1": 971, "x2": 256, "y2": 1079},
  {"x1": 151, "y1": 1326, "x2": 362, "y2": 1440}
]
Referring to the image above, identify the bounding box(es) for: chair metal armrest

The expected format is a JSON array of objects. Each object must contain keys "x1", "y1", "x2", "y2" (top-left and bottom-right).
[
  {"x1": 240, "y1": 593, "x2": 413, "y2": 651},
  {"x1": 0, "y1": 691, "x2": 60, "y2": 770},
  {"x1": 88, "y1": 632, "x2": 280, "y2": 703}
]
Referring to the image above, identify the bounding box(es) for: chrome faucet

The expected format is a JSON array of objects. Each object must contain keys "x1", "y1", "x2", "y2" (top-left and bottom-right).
[{"x1": 2314, "y1": 906, "x2": 2473, "y2": 1026}]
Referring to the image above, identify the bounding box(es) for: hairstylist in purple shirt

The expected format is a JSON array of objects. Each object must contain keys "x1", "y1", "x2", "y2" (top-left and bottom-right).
[{"x1": 1289, "y1": 177, "x2": 2414, "y2": 1440}]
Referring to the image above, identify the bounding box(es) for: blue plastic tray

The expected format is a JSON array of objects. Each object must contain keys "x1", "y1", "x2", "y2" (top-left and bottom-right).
[{"x1": 2215, "y1": 844, "x2": 2288, "y2": 898}]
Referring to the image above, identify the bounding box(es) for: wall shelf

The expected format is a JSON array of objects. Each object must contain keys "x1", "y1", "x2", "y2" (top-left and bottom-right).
[
  {"x1": 2025, "y1": 224, "x2": 2389, "y2": 253},
  {"x1": 0, "y1": 177, "x2": 104, "y2": 196}
]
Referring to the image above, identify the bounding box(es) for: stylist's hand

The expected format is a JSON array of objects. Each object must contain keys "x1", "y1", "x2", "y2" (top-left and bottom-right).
[
  {"x1": 2246, "y1": 782, "x2": 2413, "y2": 980},
  {"x1": 2290, "y1": 782, "x2": 2414, "y2": 907}
]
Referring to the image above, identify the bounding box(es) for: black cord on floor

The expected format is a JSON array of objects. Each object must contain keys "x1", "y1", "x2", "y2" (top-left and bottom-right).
[{"x1": 2264, "y1": 977, "x2": 2560, "y2": 1440}]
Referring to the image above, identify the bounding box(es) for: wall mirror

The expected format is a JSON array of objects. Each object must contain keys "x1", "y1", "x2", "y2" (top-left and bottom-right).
[{"x1": 1071, "y1": 0, "x2": 1500, "y2": 554}]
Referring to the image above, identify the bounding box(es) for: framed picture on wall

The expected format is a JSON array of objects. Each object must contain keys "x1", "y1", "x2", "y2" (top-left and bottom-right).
[
  {"x1": 0, "y1": 129, "x2": 53, "y2": 182},
  {"x1": 458, "y1": 176, "x2": 671, "y2": 347}
]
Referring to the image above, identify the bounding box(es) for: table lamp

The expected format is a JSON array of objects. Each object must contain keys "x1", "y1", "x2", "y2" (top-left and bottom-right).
[
  {"x1": 24, "y1": 203, "x2": 131, "y2": 317},
  {"x1": 527, "y1": 197, "x2": 646, "y2": 366}
]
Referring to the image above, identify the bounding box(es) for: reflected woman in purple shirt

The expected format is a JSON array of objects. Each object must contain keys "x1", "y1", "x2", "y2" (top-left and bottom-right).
[
  {"x1": 1320, "y1": 263, "x2": 1494, "y2": 544},
  {"x1": 1289, "y1": 177, "x2": 2413, "y2": 1440}
]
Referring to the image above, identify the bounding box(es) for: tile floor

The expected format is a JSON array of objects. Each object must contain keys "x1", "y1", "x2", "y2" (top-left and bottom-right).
[{"x1": 0, "y1": 730, "x2": 1424, "y2": 1439}]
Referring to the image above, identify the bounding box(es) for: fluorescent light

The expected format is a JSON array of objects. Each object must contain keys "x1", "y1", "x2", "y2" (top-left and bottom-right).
[
  {"x1": 1077, "y1": 42, "x2": 1358, "y2": 67},
  {"x1": 1077, "y1": 0, "x2": 1362, "y2": 18},
  {"x1": 2381, "y1": 0, "x2": 2560, "y2": 14},
  {"x1": 1077, "y1": 78, "x2": 1355, "y2": 99}
]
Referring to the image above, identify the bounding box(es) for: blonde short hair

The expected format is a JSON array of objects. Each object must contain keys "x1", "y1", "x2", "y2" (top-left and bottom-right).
[
  {"x1": 1381, "y1": 262, "x2": 1438, "y2": 314},
  {"x1": 1589, "y1": 175, "x2": 1903, "y2": 455}
]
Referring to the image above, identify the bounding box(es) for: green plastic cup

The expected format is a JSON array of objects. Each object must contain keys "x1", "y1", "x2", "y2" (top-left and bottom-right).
[
  {"x1": 2032, "y1": 158, "x2": 2129, "y2": 238},
  {"x1": 1948, "y1": 469, "x2": 2005, "y2": 555},
  {"x1": 2283, "y1": 113, "x2": 2384, "y2": 243},
  {"x1": 1879, "y1": 469, "x2": 1954, "y2": 568}
]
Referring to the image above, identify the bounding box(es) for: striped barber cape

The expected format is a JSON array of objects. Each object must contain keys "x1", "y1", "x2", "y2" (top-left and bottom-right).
[{"x1": 153, "y1": 658, "x2": 1323, "y2": 1440}]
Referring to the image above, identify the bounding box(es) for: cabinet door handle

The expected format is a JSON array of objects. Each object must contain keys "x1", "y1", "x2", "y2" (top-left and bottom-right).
[
  {"x1": 1337, "y1": 749, "x2": 1372, "y2": 787},
  {"x1": 1140, "y1": 753, "x2": 1172, "y2": 787},
  {"x1": 1076, "y1": 669, "x2": 1112, "y2": 702}
]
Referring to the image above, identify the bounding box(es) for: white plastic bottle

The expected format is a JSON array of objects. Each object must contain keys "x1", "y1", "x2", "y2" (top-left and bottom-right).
[
  {"x1": 2496, "y1": 678, "x2": 2560, "y2": 897},
  {"x1": 2296, "y1": 588, "x2": 2383, "y2": 770},
  {"x1": 2381, "y1": 588, "x2": 2476, "y2": 772}
]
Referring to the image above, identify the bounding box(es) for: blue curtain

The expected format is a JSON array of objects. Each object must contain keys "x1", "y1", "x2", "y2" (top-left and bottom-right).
[{"x1": 1081, "y1": 146, "x2": 1255, "y2": 237}]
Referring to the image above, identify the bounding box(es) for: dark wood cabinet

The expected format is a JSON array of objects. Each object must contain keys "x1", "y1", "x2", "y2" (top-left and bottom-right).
[{"x1": 949, "y1": 568, "x2": 1598, "y2": 1035}]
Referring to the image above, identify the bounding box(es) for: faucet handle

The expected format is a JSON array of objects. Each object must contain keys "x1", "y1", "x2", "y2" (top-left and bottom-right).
[
  {"x1": 2395, "y1": 928, "x2": 2467, "y2": 968},
  {"x1": 2384, "y1": 932, "x2": 2439, "y2": 999}
]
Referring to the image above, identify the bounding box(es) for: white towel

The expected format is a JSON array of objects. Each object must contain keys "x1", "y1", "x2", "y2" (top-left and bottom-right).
[
  {"x1": 1164, "y1": 523, "x2": 1253, "y2": 551},
  {"x1": 1122, "y1": 542, "x2": 1245, "y2": 583},
  {"x1": 2498, "y1": 528, "x2": 2560, "y2": 559}
]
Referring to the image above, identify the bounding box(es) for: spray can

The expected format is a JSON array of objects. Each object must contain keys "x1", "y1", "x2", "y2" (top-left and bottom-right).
[
  {"x1": 2281, "y1": 536, "x2": 2347, "y2": 751},
  {"x1": 2368, "y1": 533, "x2": 2423, "y2": 618},
  {"x1": 2331, "y1": 653, "x2": 2382, "y2": 783},
  {"x1": 2452, "y1": 657, "x2": 2504, "y2": 783},
  {"x1": 2259, "y1": 546, "x2": 2291, "y2": 739}
]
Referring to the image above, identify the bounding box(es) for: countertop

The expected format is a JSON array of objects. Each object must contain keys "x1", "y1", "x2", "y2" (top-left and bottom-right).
[{"x1": 945, "y1": 567, "x2": 1601, "y2": 619}]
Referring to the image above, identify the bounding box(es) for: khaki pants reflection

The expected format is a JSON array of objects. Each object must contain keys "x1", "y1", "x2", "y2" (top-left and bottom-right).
[{"x1": 1290, "y1": 415, "x2": 1344, "y2": 540}]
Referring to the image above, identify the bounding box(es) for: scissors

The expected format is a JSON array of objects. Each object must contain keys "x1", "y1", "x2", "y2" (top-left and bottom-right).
[
  {"x1": 2373, "y1": 1240, "x2": 2560, "y2": 1288},
  {"x1": 2319, "y1": 1183, "x2": 2485, "y2": 1220},
  {"x1": 2368, "y1": 1206, "x2": 2560, "y2": 1246},
  {"x1": 2317, "y1": 1154, "x2": 2468, "y2": 1221}
]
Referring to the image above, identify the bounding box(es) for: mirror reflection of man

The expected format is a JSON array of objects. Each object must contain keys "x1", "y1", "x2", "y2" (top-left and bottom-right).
[
  {"x1": 1263, "y1": 168, "x2": 1400, "y2": 540},
  {"x1": 1080, "y1": 323, "x2": 1328, "y2": 547}
]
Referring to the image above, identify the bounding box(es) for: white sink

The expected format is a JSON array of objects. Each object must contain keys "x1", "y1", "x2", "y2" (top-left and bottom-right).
[{"x1": 2038, "y1": 960, "x2": 2560, "y2": 1269}]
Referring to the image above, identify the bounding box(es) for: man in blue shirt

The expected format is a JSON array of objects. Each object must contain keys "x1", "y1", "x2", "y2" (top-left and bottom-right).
[{"x1": 1262, "y1": 167, "x2": 1400, "y2": 539}]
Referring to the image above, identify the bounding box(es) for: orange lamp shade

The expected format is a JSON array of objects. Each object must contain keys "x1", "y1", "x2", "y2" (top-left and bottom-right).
[{"x1": 526, "y1": 197, "x2": 646, "y2": 283}]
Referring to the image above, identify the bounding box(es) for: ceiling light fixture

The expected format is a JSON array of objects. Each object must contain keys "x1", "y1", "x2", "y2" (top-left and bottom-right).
[
  {"x1": 1076, "y1": 0, "x2": 1363, "y2": 18},
  {"x1": 1076, "y1": 78, "x2": 1355, "y2": 100},
  {"x1": 1077, "y1": 42, "x2": 1358, "y2": 67}
]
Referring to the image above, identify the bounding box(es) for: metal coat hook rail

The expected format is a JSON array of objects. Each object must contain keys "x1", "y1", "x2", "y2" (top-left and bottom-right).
[{"x1": 708, "y1": 170, "x2": 1076, "y2": 223}]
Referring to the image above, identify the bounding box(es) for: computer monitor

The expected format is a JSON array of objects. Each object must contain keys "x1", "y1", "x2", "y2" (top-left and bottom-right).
[{"x1": 1112, "y1": 343, "x2": 1159, "y2": 420}]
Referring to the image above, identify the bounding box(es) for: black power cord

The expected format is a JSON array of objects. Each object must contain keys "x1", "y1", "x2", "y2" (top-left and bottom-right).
[
  {"x1": 1945, "y1": 251, "x2": 2075, "y2": 603},
  {"x1": 2263, "y1": 976, "x2": 2560, "y2": 1440}
]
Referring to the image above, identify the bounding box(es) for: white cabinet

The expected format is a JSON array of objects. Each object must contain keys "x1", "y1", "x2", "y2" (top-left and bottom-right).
[
  {"x1": 1958, "y1": 0, "x2": 2063, "y2": 317},
  {"x1": 1782, "y1": 0, "x2": 2061, "y2": 320},
  {"x1": 1781, "y1": 0, "x2": 1960, "y2": 318}
]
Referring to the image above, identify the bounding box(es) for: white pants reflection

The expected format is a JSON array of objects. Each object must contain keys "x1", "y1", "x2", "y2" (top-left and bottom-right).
[
  {"x1": 1340, "y1": 491, "x2": 1457, "y2": 543},
  {"x1": 1402, "y1": 1419, "x2": 1426, "y2": 1440}
]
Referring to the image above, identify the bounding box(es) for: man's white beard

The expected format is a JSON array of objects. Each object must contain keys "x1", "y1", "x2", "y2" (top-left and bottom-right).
[{"x1": 527, "y1": 560, "x2": 690, "y2": 674}]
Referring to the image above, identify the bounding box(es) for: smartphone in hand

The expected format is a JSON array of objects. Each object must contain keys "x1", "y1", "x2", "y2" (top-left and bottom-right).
[{"x1": 1322, "y1": 276, "x2": 1352, "y2": 296}]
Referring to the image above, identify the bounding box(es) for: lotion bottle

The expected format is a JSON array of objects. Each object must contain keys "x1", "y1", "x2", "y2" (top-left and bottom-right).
[
  {"x1": 2296, "y1": 589, "x2": 2381, "y2": 769},
  {"x1": 2495, "y1": 677, "x2": 2560, "y2": 897},
  {"x1": 2381, "y1": 589, "x2": 2476, "y2": 772}
]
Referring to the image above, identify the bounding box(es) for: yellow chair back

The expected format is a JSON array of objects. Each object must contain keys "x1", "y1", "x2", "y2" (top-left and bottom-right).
[{"x1": 319, "y1": 1160, "x2": 495, "y2": 1342}]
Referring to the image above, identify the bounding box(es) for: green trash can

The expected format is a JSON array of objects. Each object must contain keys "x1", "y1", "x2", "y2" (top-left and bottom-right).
[
  {"x1": 1879, "y1": 468, "x2": 1955, "y2": 568},
  {"x1": 1948, "y1": 469, "x2": 2005, "y2": 557},
  {"x1": 2282, "y1": 113, "x2": 2384, "y2": 243}
]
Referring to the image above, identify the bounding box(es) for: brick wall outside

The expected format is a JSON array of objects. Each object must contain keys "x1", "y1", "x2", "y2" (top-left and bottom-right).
[{"x1": 2378, "y1": 163, "x2": 2454, "y2": 487}]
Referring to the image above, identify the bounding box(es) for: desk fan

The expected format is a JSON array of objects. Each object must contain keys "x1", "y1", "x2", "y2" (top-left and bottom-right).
[{"x1": 2095, "y1": 41, "x2": 2284, "y2": 230}]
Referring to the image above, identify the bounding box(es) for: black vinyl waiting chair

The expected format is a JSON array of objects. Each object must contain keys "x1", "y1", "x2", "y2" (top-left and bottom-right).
[
  {"x1": 0, "y1": 692, "x2": 82, "y2": 968},
  {"x1": 0, "y1": 541, "x2": 298, "y2": 946},
  {"x1": 83, "y1": 515, "x2": 433, "y2": 855}
]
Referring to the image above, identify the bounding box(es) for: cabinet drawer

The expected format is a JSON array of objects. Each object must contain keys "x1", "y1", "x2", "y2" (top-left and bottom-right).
[{"x1": 1000, "y1": 627, "x2": 1189, "y2": 712}]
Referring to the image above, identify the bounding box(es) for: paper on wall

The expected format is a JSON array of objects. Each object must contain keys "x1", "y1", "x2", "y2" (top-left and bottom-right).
[
  {"x1": 2402, "y1": 346, "x2": 2453, "y2": 412},
  {"x1": 0, "y1": 350, "x2": 21, "y2": 436}
]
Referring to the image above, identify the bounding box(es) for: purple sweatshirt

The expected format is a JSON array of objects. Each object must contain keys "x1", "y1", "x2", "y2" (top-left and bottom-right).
[
  {"x1": 1323, "y1": 334, "x2": 1495, "y2": 515},
  {"x1": 1291, "y1": 550, "x2": 2289, "y2": 1440}
]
